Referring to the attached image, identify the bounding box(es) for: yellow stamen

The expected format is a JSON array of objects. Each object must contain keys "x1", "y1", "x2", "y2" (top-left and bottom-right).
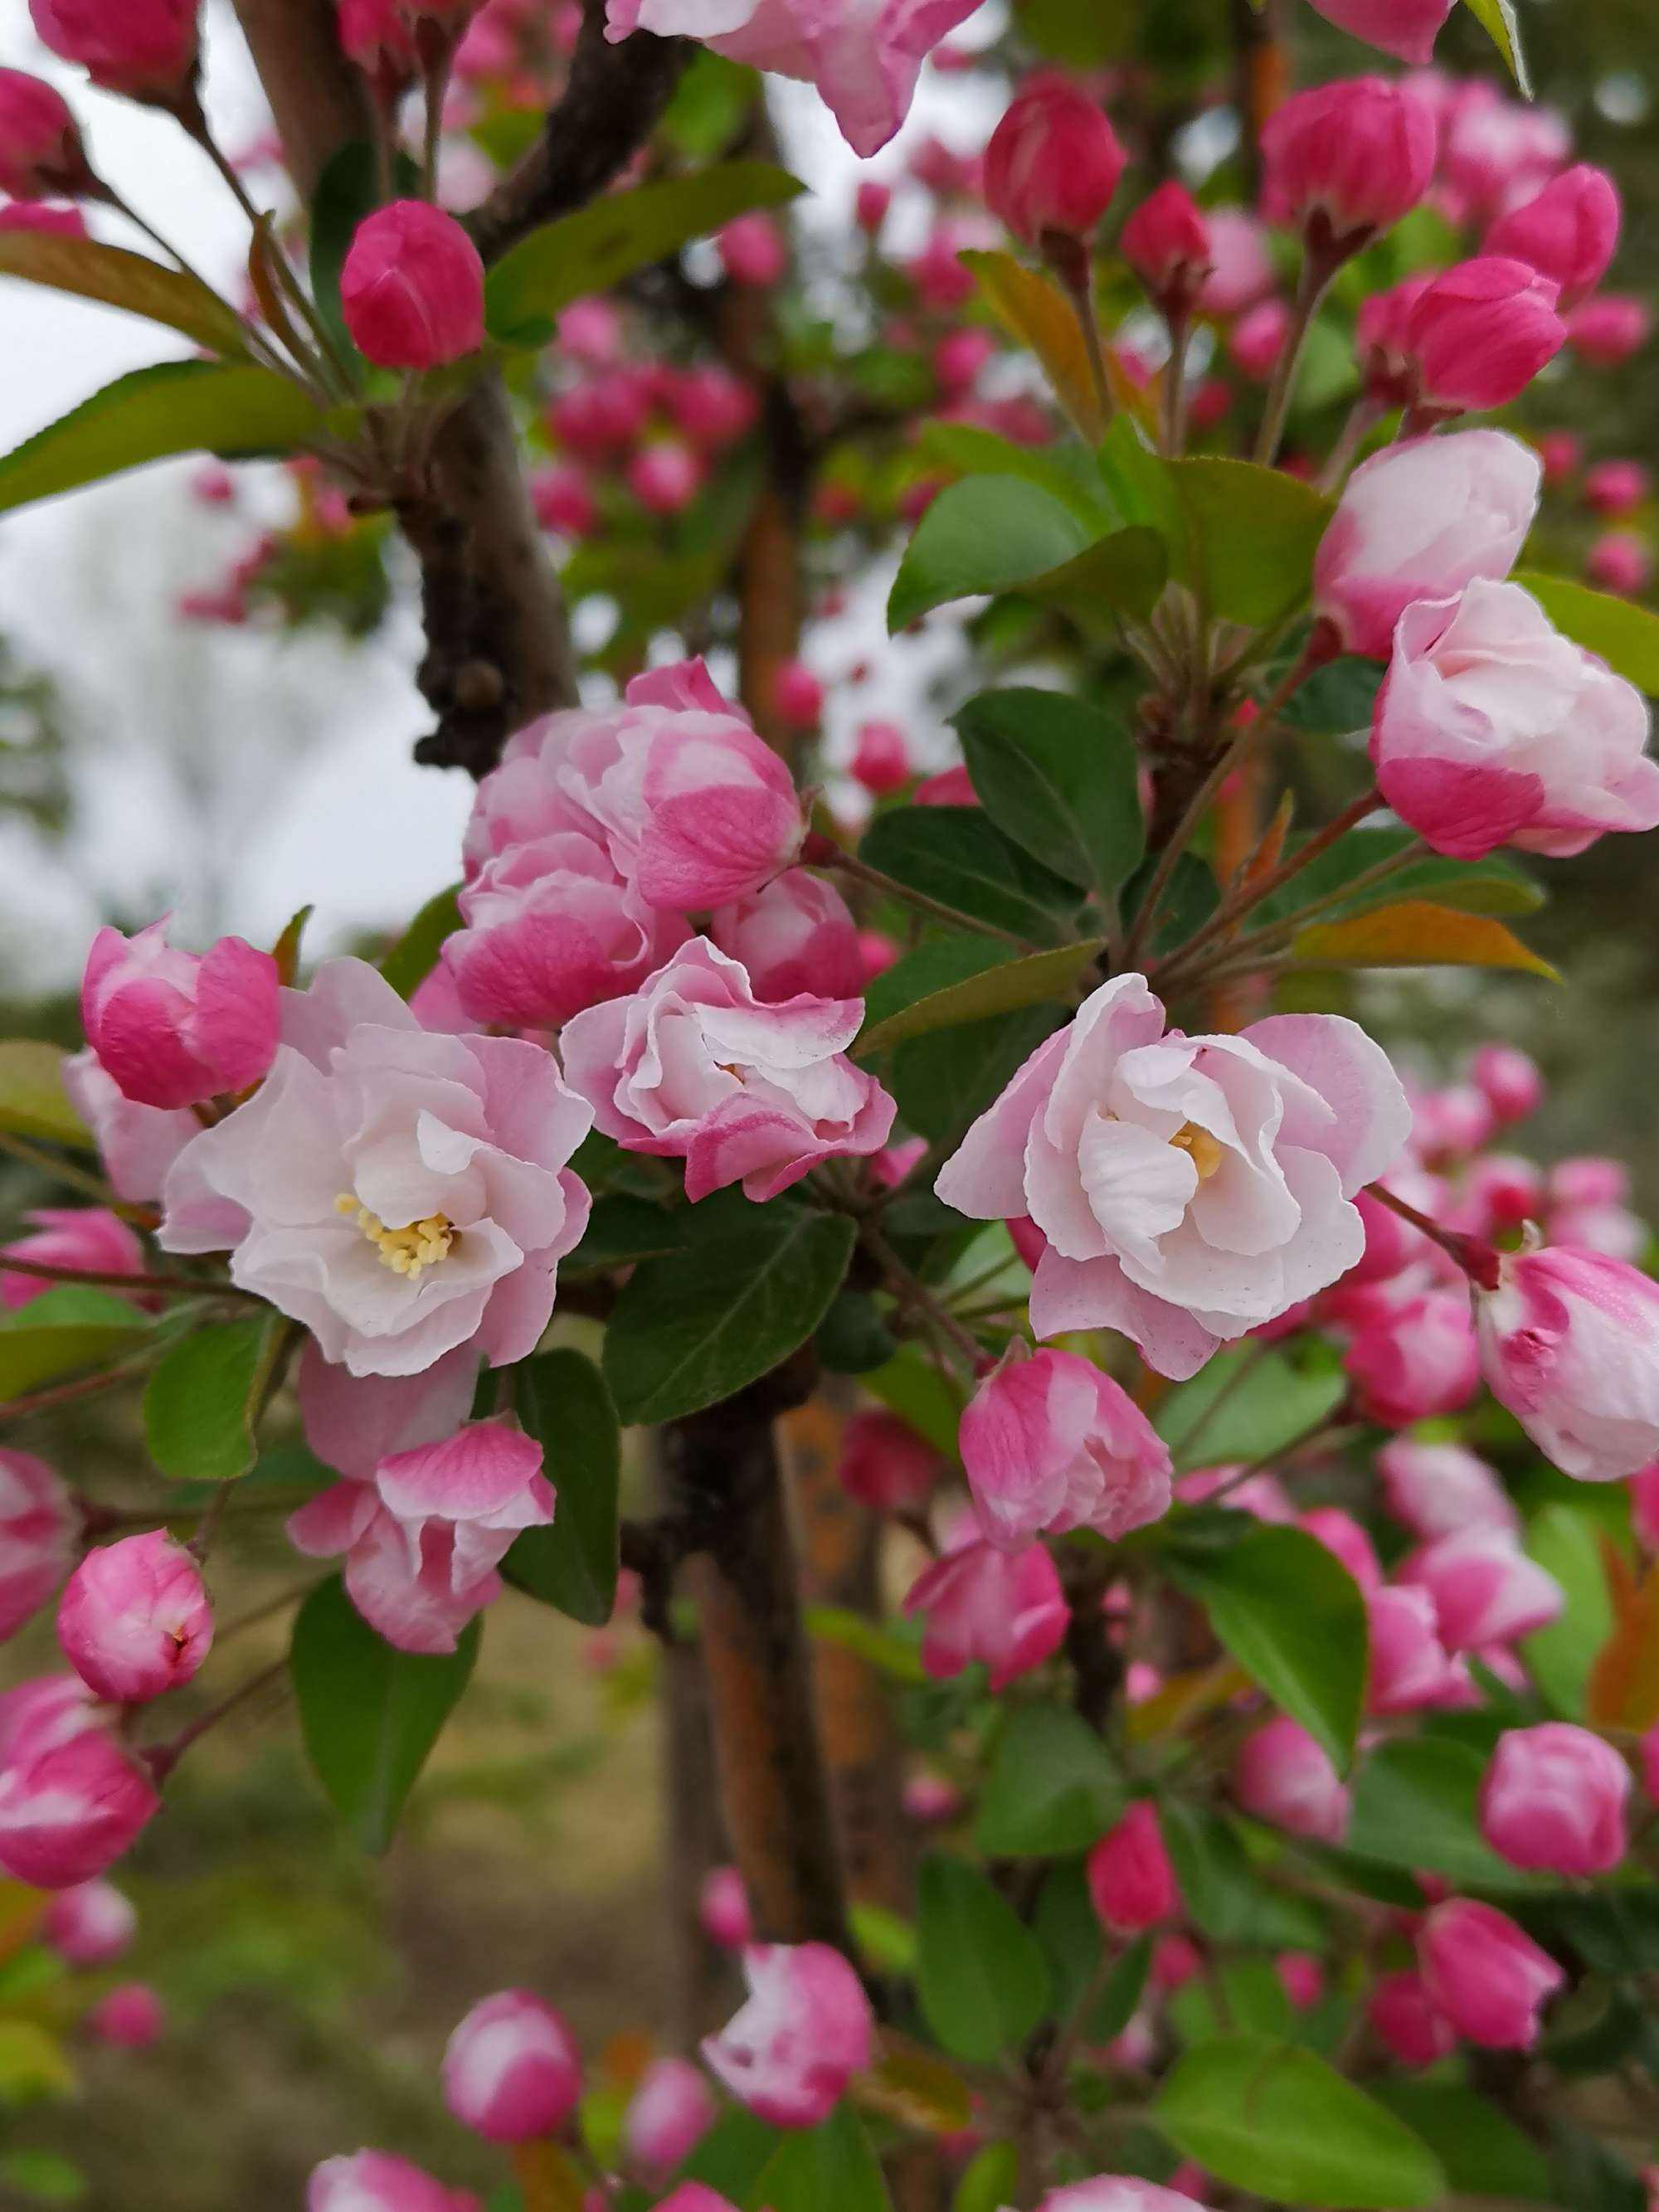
[
  {"x1": 336, "y1": 1192, "x2": 455, "y2": 1281},
  {"x1": 1168, "y1": 1122, "x2": 1225, "y2": 1181}
]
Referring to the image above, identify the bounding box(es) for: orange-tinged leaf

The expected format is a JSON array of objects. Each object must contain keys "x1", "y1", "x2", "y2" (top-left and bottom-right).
[
  {"x1": 961, "y1": 250, "x2": 1156, "y2": 440},
  {"x1": 511, "y1": 2142, "x2": 587, "y2": 2212},
  {"x1": 854, "y1": 2030, "x2": 975, "y2": 2134},
  {"x1": 1587, "y1": 1540, "x2": 1659, "y2": 1731},
  {"x1": 599, "y1": 2028, "x2": 654, "y2": 2088},
  {"x1": 1128, "y1": 1658, "x2": 1252, "y2": 1743},
  {"x1": 1292, "y1": 901, "x2": 1557, "y2": 979}
]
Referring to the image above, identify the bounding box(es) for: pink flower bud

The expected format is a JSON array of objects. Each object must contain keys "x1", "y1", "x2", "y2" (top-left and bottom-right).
[
  {"x1": 0, "y1": 1678, "x2": 159, "y2": 1889},
  {"x1": 851, "y1": 720, "x2": 911, "y2": 796},
  {"x1": 43, "y1": 1878, "x2": 135, "y2": 1966},
  {"x1": 0, "y1": 201, "x2": 85, "y2": 236},
  {"x1": 1463, "y1": 1155, "x2": 1545, "y2": 1236},
  {"x1": 1471, "y1": 1043, "x2": 1543, "y2": 1125},
  {"x1": 958, "y1": 1349, "x2": 1171, "y2": 1548},
  {"x1": 1151, "y1": 1932, "x2": 1202, "y2": 1991},
  {"x1": 1417, "y1": 1898, "x2": 1564, "y2": 2050},
  {"x1": 982, "y1": 73, "x2": 1127, "y2": 249},
  {"x1": 1376, "y1": 1438, "x2": 1517, "y2": 1544},
  {"x1": 1086, "y1": 1801, "x2": 1180, "y2": 1932},
  {"x1": 1260, "y1": 78, "x2": 1437, "y2": 256},
  {"x1": 1228, "y1": 297, "x2": 1290, "y2": 381},
  {"x1": 1034, "y1": 2184, "x2": 1207, "y2": 2212},
  {"x1": 666, "y1": 366, "x2": 758, "y2": 450},
  {"x1": 718, "y1": 212, "x2": 786, "y2": 287},
  {"x1": 547, "y1": 377, "x2": 649, "y2": 454},
  {"x1": 1346, "y1": 1186, "x2": 1427, "y2": 1286},
  {"x1": 902, "y1": 1772, "x2": 961, "y2": 1826},
  {"x1": 854, "y1": 180, "x2": 892, "y2": 235},
  {"x1": 1345, "y1": 1289, "x2": 1479, "y2": 1427},
  {"x1": 0, "y1": 1208, "x2": 147, "y2": 1314},
  {"x1": 80, "y1": 921, "x2": 280, "y2": 1112},
  {"x1": 1314, "y1": 430, "x2": 1540, "y2": 659},
  {"x1": 557, "y1": 299, "x2": 621, "y2": 365},
  {"x1": 1233, "y1": 1715, "x2": 1349, "y2": 1843},
  {"x1": 309, "y1": 2151, "x2": 480, "y2": 2212},
  {"x1": 902, "y1": 1539, "x2": 1068, "y2": 1691},
  {"x1": 57, "y1": 1533, "x2": 212, "y2": 1705},
  {"x1": 1588, "y1": 530, "x2": 1653, "y2": 597},
  {"x1": 1305, "y1": 0, "x2": 1454, "y2": 64},
  {"x1": 530, "y1": 464, "x2": 597, "y2": 538},
  {"x1": 1199, "y1": 209, "x2": 1273, "y2": 316},
  {"x1": 1585, "y1": 459, "x2": 1649, "y2": 518},
  {"x1": 1368, "y1": 1969, "x2": 1455, "y2": 2067},
  {"x1": 836, "y1": 1410, "x2": 940, "y2": 1515},
  {"x1": 1121, "y1": 182, "x2": 1212, "y2": 318},
  {"x1": 0, "y1": 1449, "x2": 76, "y2": 1641},
  {"x1": 623, "y1": 2055, "x2": 717, "y2": 2179},
  {"x1": 709, "y1": 869, "x2": 864, "y2": 1004},
  {"x1": 699, "y1": 1865, "x2": 754, "y2": 1950},
  {"x1": 442, "y1": 1990, "x2": 581, "y2": 2143},
  {"x1": 1399, "y1": 1529, "x2": 1562, "y2": 1651},
  {"x1": 1536, "y1": 430, "x2": 1581, "y2": 484},
  {"x1": 1277, "y1": 1951, "x2": 1325, "y2": 2010},
  {"x1": 1367, "y1": 1584, "x2": 1457, "y2": 1714},
  {"x1": 1553, "y1": 1156, "x2": 1631, "y2": 1210},
  {"x1": 934, "y1": 327, "x2": 995, "y2": 396},
  {"x1": 702, "y1": 1942, "x2": 874, "y2": 2128},
  {"x1": 913, "y1": 765, "x2": 976, "y2": 806},
  {"x1": 1567, "y1": 294, "x2": 1651, "y2": 367},
  {"x1": 654, "y1": 2191, "x2": 739, "y2": 2212},
  {"x1": 336, "y1": 0, "x2": 418, "y2": 96},
  {"x1": 1415, "y1": 1082, "x2": 1496, "y2": 1164},
  {"x1": 771, "y1": 660, "x2": 823, "y2": 731},
  {"x1": 1477, "y1": 1245, "x2": 1659, "y2": 1480},
  {"x1": 1299, "y1": 1506, "x2": 1380, "y2": 1591},
  {"x1": 340, "y1": 202, "x2": 484, "y2": 370},
  {"x1": 28, "y1": 0, "x2": 198, "y2": 99},
  {"x1": 628, "y1": 440, "x2": 704, "y2": 517},
  {"x1": 1480, "y1": 1722, "x2": 1629, "y2": 1876},
  {"x1": 86, "y1": 1981, "x2": 163, "y2": 2047},
  {"x1": 1403, "y1": 258, "x2": 1564, "y2": 418},
  {"x1": 0, "y1": 70, "x2": 90, "y2": 200},
  {"x1": 1485, "y1": 165, "x2": 1621, "y2": 312}
]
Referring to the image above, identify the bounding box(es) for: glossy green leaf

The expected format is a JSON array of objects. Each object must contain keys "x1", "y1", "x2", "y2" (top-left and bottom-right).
[
  {"x1": 860, "y1": 806, "x2": 1079, "y2": 944},
  {"x1": 1159, "y1": 1800, "x2": 1326, "y2": 1948},
  {"x1": 951, "y1": 2145, "x2": 1020, "y2": 2212},
  {"x1": 378, "y1": 885, "x2": 460, "y2": 999},
  {"x1": 860, "y1": 933, "x2": 1011, "y2": 1032},
  {"x1": 752, "y1": 2105, "x2": 892, "y2": 2212},
  {"x1": 0, "y1": 362, "x2": 324, "y2": 517},
  {"x1": 143, "y1": 1312, "x2": 289, "y2": 1482},
  {"x1": 888, "y1": 476, "x2": 1093, "y2": 630},
  {"x1": 1372, "y1": 2081, "x2": 1552, "y2": 2200},
  {"x1": 1346, "y1": 1734, "x2": 1547, "y2": 1891},
  {"x1": 506, "y1": 1349, "x2": 621, "y2": 1626},
  {"x1": 603, "y1": 1201, "x2": 855, "y2": 1424},
  {"x1": 1169, "y1": 458, "x2": 1333, "y2": 627},
  {"x1": 975, "y1": 1705, "x2": 1127, "y2": 1855},
  {"x1": 953, "y1": 686, "x2": 1145, "y2": 902},
  {"x1": 565, "y1": 1194, "x2": 689, "y2": 1275},
  {"x1": 861, "y1": 1344, "x2": 963, "y2": 1460},
  {"x1": 916, "y1": 1854, "x2": 1052, "y2": 2064},
  {"x1": 1516, "y1": 570, "x2": 1659, "y2": 693},
  {"x1": 0, "y1": 228, "x2": 246, "y2": 355},
  {"x1": 858, "y1": 940, "x2": 1102, "y2": 1057},
  {"x1": 1523, "y1": 1503, "x2": 1613, "y2": 1719},
  {"x1": 890, "y1": 1004, "x2": 1063, "y2": 1148},
  {"x1": 1026, "y1": 526, "x2": 1170, "y2": 625},
  {"x1": 290, "y1": 1575, "x2": 479, "y2": 1854},
  {"x1": 485, "y1": 163, "x2": 805, "y2": 345},
  {"x1": 0, "y1": 1286, "x2": 151, "y2": 1403},
  {"x1": 1463, "y1": 0, "x2": 1531, "y2": 95},
  {"x1": 1154, "y1": 2035, "x2": 1443, "y2": 2207},
  {"x1": 917, "y1": 421, "x2": 1115, "y2": 530},
  {"x1": 1154, "y1": 1344, "x2": 1346, "y2": 1470},
  {"x1": 0, "y1": 1041, "x2": 90, "y2": 1147},
  {"x1": 1166, "y1": 1525, "x2": 1367, "y2": 1771}
]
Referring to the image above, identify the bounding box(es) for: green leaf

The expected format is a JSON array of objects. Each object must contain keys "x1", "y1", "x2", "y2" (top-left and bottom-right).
[
  {"x1": 917, "y1": 421, "x2": 1117, "y2": 531},
  {"x1": 1154, "y1": 1344, "x2": 1346, "y2": 1471},
  {"x1": 858, "y1": 940, "x2": 1102, "y2": 1057},
  {"x1": 953, "y1": 687, "x2": 1145, "y2": 903},
  {"x1": 289, "y1": 1576, "x2": 479, "y2": 1853},
  {"x1": 485, "y1": 163, "x2": 805, "y2": 345},
  {"x1": 0, "y1": 228, "x2": 246, "y2": 356},
  {"x1": 1515, "y1": 569, "x2": 1659, "y2": 692},
  {"x1": 1159, "y1": 1800, "x2": 1326, "y2": 1947},
  {"x1": 565, "y1": 1194, "x2": 689, "y2": 1275},
  {"x1": 0, "y1": 2150, "x2": 86, "y2": 2203},
  {"x1": 378, "y1": 885, "x2": 460, "y2": 999},
  {"x1": 1548, "y1": 2122, "x2": 1647, "y2": 2212},
  {"x1": 0, "y1": 1286, "x2": 151, "y2": 1403},
  {"x1": 659, "y1": 51, "x2": 757, "y2": 160},
  {"x1": 1154, "y1": 2035, "x2": 1443, "y2": 2207},
  {"x1": 975, "y1": 1705, "x2": 1126, "y2": 1856},
  {"x1": 1371, "y1": 2081, "x2": 1552, "y2": 2200},
  {"x1": 890, "y1": 1004, "x2": 1063, "y2": 1149},
  {"x1": 1345, "y1": 1734, "x2": 1547, "y2": 1892},
  {"x1": 1168, "y1": 459, "x2": 1333, "y2": 627},
  {"x1": 862, "y1": 1344, "x2": 963, "y2": 1460},
  {"x1": 752, "y1": 2106, "x2": 892, "y2": 2212},
  {"x1": 860, "y1": 933, "x2": 1012, "y2": 1032},
  {"x1": 1522, "y1": 1503, "x2": 1612, "y2": 1719},
  {"x1": 889, "y1": 476, "x2": 1093, "y2": 630},
  {"x1": 1025, "y1": 527, "x2": 1170, "y2": 626},
  {"x1": 506, "y1": 1349, "x2": 621, "y2": 1626},
  {"x1": 309, "y1": 140, "x2": 419, "y2": 358},
  {"x1": 860, "y1": 807, "x2": 1080, "y2": 945},
  {"x1": 0, "y1": 361, "x2": 324, "y2": 518},
  {"x1": 603, "y1": 1201, "x2": 855, "y2": 1425},
  {"x1": 1463, "y1": 0, "x2": 1531, "y2": 96},
  {"x1": 916, "y1": 1853, "x2": 1052, "y2": 2064},
  {"x1": 0, "y1": 1041, "x2": 90, "y2": 1146},
  {"x1": 951, "y1": 2145, "x2": 1020, "y2": 2212},
  {"x1": 1165, "y1": 1525, "x2": 1367, "y2": 1772},
  {"x1": 143, "y1": 1312, "x2": 289, "y2": 1482},
  {"x1": 1254, "y1": 826, "x2": 1544, "y2": 926},
  {"x1": 1217, "y1": 1955, "x2": 1293, "y2": 2038},
  {"x1": 805, "y1": 1606, "x2": 927, "y2": 1684}
]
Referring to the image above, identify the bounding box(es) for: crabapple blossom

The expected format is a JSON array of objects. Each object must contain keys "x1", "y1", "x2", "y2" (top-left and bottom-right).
[
  {"x1": 57, "y1": 1533, "x2": 212, "y2": 1704},
  {"x1": 86, "y1": 1982, "x2": 164, "y2": 2047},
  {"x1": 836, "y1": 1410, "x2": 941, "y2": 1514},
  {"x1": 1369, "y1": 1970, "x2": 1456, "y2": 2067},
  {"x1": 1199, "y1": 209, "x2": 1274, "y2": 315},
  {"x1": 340, "y1": 202, "x2": 484, "y2": 369},
  {"x1": 1567, "y1": 294, "x2": 1651, "y2": 365},
  {"x1": 1376, "y1": 1438, "x2": 1518, "y2": 1542},
  {"x1": 80, "y1": 921, "x2": 280, "y2": 1111},
  {"x1": 701, "y1": 1942, "x2": 874, "y2": 2127},
  {"x1": 710, "y1": 871, "x2": 864, "y2": 1003},
  {"x1": 982, "y1": 74, "x2": 1127, "y2": 250},
  {"x1": 0, "y1": 1449, "x2": 76, "y2": 1642},
  {"x1": 1121, "y1": 183, "x2": 1213, "y2": 321},
  {"x1": 0, "y1": 1208, "x2": 147, "y2": 1311},
  {"x1": 42, "y1": 1878, "x2": 135, "y2": 1966},
  {"x1": 1366, "y1": 1585, "x2": 1460, "y2": 1715},
  {"x1": 442, "y1": 1991, "x2": 582, "y2": 2142},
  {"x1": 1300, "y1": 1506, "x2": 1381, "y2": 1591},
  {"x1": 957, "y1": 1349, "x2": 1171, "y2": 1547},
  {"x1": 1342, "y1": 1290, "x2": 1480, "y2": 1426},
  {"x1": 1232, "y1": 1715, "x2": 1349, "y2": 1843},
  {"x1": 902, "y1": 1538, "x2": 1068, "y2": 1690},
  {"x1": 28, "y1": 0, "x2": 199, "y2": 98},
  {"x1": 850, "y1": 719, "x2": 911, "y2": 796},
  {"x1": 308, "y1": 2151, "x2": 481, "y2": 2212},
  {"x1": 936, "y1": 972, "x2": 1410, "y2": 1378},
  {"x1": 1470, "y1": 1043, "x2": 1543, "y2": 1125},
  {"x1": 1399, "y1": 1529, "x2": 1563, "y2": 1651},
  {"x1": 1086, "y1": 1801, "x2": 1180, "y2": 1932},
  {"x1": 1418, "y1": 1899, "x2": 1564, "y2": 2050},
  {"x1": 1479, "y1": 1723, "x2": 1629, "y2": 1876},
  {"x1": 1034, "y1": 2184, "x2": 1208, "y2": 2212},
  {"x1": 0, "y1": 70, "x2": 90, "y2": 199},
  {"x1": 1402, "y1": 258, "x2": 1564, "y2": 418},
  {"x1": 0, "y1": 1676, "x2": 160, "y2": 1889},
  {"x1": 1474, "y1": 1246, "x2": 1659, "y2": 1480},
  {"x1": 699, "y1": 1865, "x2": 754, "y2": 1949},
  {"x1": 1306, "y1": 0, "x2": 1453, "y2": 65},
  {"x1": 1588, "y1": 532, "x2": 1653, "y2": 596},
  {"x1": 623, "y1": 2056, "x2": 718, "y2": 2178},
  {"x1": 1260, "y1": 78, "x2": 1437, "y2": 255},
  {"x1": 1486, "y1": 165, "x2": 1622, "y2": 309}
]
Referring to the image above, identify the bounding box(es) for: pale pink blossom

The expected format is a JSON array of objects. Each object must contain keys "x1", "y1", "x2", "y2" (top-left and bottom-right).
[
  {"x1": 936, "y1": 973, "x2": 1409, "y2": 1378},
  {"x1": 1418, "y1": 1898, "x2": 1564, "y2": 2050},
  {"x1": 1399, "y1": 1529, "x2": 1562, "y2": 1651},
  {"x1": 0, "y1": 1208, "x2": 147, "y2": 1312},
  {"x1": 1376, "y1": 1438, "x2": 1518, "y2": 1543},
  {"x1": 902, "y1": 1539, "x2": 1068, "y2": 1690},
  {"x1": 561, "y1": 938, "x2": 893, "y2": 1203},
  {"x1": 443, "y1": 1991, "x2": 582, "y2": 2143},
  {"x1": 0, "y1": 1450, "x2": 76, "y2": 1643},
  {"x1": 1475, "y1": 1245, "x2": 1659, "y2": 1480},
  {"x1": 1479, "y1": 1723, "x2": 1629, "y2": 1876},
  {"x1": 1035, "y1": 2182, "x2": 1207, "y2": 2212},
  {"x1": 1372, "y1": 581, "x2": 1659, "y2": 861},
  {"x1": 624, "y1": 2057, "x2": 718, "y2": 2179},
  {"x1": 57, "y1": 1533, "x2": 212, "y2": 1704},
  {"x1": 958, "y1": 1349, "x2": 1171, "y2": 1546},
  {"x1": 80, "y1": 921, "x2": 280, "y2": 1111},
  {"x1": 1233, "y1": 1715, "x2": 1349, "y2": 1843},
  {"x1": 42, "y1": 1879, "x2": 135, "y2": 1966},
  {"x1": 308, "y1": 2151, "x2": 481, "y2": 2212},
  {"x1": 61, "y1": 1051, "x2": 197, "y2": 1205},
  {"x1": 158, "y1": 958, "x2": 592, "y2": 1378},
  {"x1": 702, "y1": 1942, "x2": 874, "y2": 2127}
]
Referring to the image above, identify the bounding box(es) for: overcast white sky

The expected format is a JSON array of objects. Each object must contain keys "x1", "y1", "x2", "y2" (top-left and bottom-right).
[{"x1": 0, "y1": 6, "x2": 1005, "y2": 989}]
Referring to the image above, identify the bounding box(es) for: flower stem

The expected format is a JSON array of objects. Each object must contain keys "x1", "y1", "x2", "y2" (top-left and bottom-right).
[
  {"x1": 0, "y1": 1254, "x2": 262, "y2": 1303},
  {"x1": 860, "y1": 1223, "x2": 985, "y2": 1375},
  {"x1": 1254, "y1": 253, "x2": 1338, "y2": 469},
  {"x1": 1366, "y1": 1182, "x2": 1501, "y2": 1290},
  {"x1": 148, "y1": 1657, "x2": 289, "y2": 1780}
]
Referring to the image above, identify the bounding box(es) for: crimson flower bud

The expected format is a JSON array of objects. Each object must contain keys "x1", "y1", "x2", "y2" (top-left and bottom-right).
[
  {"x1": 851, "y1": 718, "x2": 911, "y2": 796},
  {"x1": 1261, "y1": 76, "x2": 1437, "y2": 260},
  {"x1": 771, "y1": 659, "x2": 823, "y2": 730},
  {"x1": 1588, "y1": 530, "x2": 1652, "y2": 596},
  {"x1": 28, "y1": 0, "x2": 199, "y2": 100},
  {"x1": 982, "y1": 74, "x2": 1126, "y2": 252},
  {"x1": 0, "y1": 70, "x2": 91, "y2": 201},
  {"x1": 336, "y1": 0, "x2": 418, "y2": 100},
  {"x1": 1121, "y1": 182, "x2": 1212, "y2": 319},
  {"x1": 86, "y1": 1981, "x2": 164, "y2": 2047},
  {"x1": 1417, "y1": 1898, "x2": 1564, "y2": 2050},
  {"x1": 340, "y1": 201, "x2": 485, "y2": 371},
  {"x1": 718, "y1": 212, "x2": 786, "y2": 287},
  {"x1": 854, "y1": 179, "x2": 892, "y2": 236},
  {"x1": 1368, "y1": 1970, "x2": 1456, "y2": 2067},
  {"x1": 1485, "y1": 164, "x2": 1620, "y2": 312},
  {"x1": 835, "y1": 1411, "x2": 939, "y2": 1515},
  {"x1": 442, "y1": 1991, "x2": 581, "y2": 2144},
  {"x1": 1402, "y1": 257, "x2": 1565, "y2": 421},
  {"x1": 57, "y1": 1532, "x2": 212, "y2": 1704},
  {"x1": 1306, "y1": 0, "x2": 1454, "y2": 64},
  {"x1": 1086, "y1": 1801, "x2": 1179, "y2": 1933}
]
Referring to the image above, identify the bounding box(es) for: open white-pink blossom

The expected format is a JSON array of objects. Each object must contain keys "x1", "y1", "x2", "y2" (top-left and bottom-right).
[
  {"x1": 935, "y1": 973, "x2": 1410, "y2": 1378},
  {"x1": 561, "y1": 937, "x2": 894, "y2": 1203},
  {"x1": 157, "y1": 959, "x2": 591, "y2": 1378}
]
